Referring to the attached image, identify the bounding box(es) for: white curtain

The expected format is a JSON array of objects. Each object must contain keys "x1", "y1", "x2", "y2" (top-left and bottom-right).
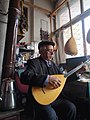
[{"x1": 52, "y1": 30, "x2": 66, "y2": 65}]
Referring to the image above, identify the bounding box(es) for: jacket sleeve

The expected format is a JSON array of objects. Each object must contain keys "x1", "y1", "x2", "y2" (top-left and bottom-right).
[
  {"x1": 66, "y1": 73, "x2": 79, "y2": 82},
  {"x1": 20, "y1": 59, "x2": 48, "y2": 87}
]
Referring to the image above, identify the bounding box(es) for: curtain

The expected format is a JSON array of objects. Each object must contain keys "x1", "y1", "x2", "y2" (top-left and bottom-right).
[{"x1": 52, "y1": 30, "x2": 66, "y2": 65}]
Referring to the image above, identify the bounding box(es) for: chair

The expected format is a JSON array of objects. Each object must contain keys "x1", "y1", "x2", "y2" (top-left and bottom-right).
[
  {"x1": 15, "y1": 70, "x2": 29, "y2": 93},
  {"x1": 15, "y1": 70, "x2": 41, "y2": 120},
  {"x1": 15, "y1": 70, "x2": 29, "y2": 107}
]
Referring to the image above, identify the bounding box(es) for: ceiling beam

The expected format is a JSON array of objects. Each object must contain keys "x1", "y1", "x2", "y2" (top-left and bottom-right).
[
  {"x1": 24, "y1": 1, "x2": 52, "y2": 14},
  {"x1": 51, "y1": 0, "x2": 67, "y2": 16}
]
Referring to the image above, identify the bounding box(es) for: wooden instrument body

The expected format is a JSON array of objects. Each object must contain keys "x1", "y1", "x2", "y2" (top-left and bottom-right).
[{"x1": 32, "y1": 74, "x2": 66, "y2": 105}]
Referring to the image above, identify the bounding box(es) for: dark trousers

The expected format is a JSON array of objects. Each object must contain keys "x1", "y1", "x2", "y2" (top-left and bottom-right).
[{"x1": 33, "y1": 98, "x2": 76, "y2": 120}]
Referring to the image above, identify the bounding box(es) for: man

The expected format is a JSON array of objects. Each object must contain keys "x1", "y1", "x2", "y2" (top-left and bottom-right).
[{"x1": 20, "y1": 40, "x2": 76, "y2": 120}]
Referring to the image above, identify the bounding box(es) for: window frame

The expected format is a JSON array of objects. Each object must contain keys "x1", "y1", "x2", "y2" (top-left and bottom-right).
[{"x1": 55, "y1": 0, "x2": 90, "y2": 59}]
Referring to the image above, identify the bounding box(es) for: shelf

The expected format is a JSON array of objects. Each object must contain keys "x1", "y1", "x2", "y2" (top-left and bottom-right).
[{"x1": 19, "y1": 48, "x2": 34, "y2": 52}]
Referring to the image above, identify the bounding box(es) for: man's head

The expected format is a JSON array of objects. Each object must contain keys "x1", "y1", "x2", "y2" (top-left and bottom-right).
[{"x1": 38, "y1": 40, "x2": 55, "y2": 61}]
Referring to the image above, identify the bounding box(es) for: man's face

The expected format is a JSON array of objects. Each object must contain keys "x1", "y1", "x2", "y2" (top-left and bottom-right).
[{"x1": 39, "y1": 45, "x2": 54, "y2": 61}]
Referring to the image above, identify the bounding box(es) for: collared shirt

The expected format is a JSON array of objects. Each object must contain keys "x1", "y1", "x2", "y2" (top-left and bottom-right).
[
  {"x1": 45, "y1": 60, "x2": 52, "y2": 67},
  {"x1": 43, "y1": 75, "x2": 49, "y2": 87},
  {"x1": 43, "y1": 60, "x2": 52, "y2": 86}
]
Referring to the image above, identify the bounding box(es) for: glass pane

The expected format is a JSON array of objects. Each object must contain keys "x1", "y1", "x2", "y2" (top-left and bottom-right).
[
  {"x1": 84, "y1": 16, "x2": 90, "y2": 55},
  {"x1": 63, "y1": 21, "x2": 84, "y2": 58},
  {"x1": 56, "y1": 5, "x2": 69, "y2": 29},
  {"x1": 83, "y1": 0, "x2": 90, "y2": 11},
  {"x1": 69, "y1": 0, "x2": 81, "y2": 19},
  {"x1": 56, "y1": 0, "x2": 81, "y2": 29}
]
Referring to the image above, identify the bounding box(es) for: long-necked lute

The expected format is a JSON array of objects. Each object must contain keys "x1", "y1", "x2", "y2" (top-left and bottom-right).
[{"x1": 32, "y1": 58, "x2": 90, "y2": 105}]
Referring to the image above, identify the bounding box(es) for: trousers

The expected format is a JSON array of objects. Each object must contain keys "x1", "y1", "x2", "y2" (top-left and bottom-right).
[{"x1": 33, "y1": 98, "x2": 76, "y2": 120}]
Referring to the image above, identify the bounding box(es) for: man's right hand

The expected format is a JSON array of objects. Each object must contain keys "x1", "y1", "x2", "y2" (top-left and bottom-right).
[{"x1": 47, "y1": 75, "x2": 61, "y2": 89}]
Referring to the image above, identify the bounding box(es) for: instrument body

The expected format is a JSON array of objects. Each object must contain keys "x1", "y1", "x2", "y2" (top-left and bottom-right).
[{"x1": 32, "y1": 74, "x2": 66, "y2": 105}]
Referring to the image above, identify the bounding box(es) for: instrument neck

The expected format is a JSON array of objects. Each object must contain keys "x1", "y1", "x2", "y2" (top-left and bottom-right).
[{"x1": 64, "y1": 63, "x2": 83, "y2": 78}]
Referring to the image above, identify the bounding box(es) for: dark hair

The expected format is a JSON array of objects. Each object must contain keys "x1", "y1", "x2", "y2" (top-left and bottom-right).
[{"x1": 38, "y1": 40, "x2": 55, "y2": 50}]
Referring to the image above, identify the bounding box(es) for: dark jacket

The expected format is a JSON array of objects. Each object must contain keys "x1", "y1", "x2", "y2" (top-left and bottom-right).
[
  {"x1": 20, "y1": 56, "x2": 60, "y2": 86},
  {"x1": 20, "y1": 56, "x2": 60, "y2": 117}
]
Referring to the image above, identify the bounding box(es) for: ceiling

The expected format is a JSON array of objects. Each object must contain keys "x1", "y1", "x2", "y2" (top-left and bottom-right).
[
  {"x1": 50, "y1": 0, "x2": 59, "y2": 3},
  {"x1": 50, "y1": 0, "x2": 63, "y2": 6},
  {"x1": 49, "y1": 0, "x2": 60, "y2": 8},
  {"x1": 50, "y1": 0, "x2": 62, "y2": 3}
]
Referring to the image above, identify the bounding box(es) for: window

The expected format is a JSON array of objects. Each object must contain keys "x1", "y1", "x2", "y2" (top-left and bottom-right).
[
  {"x1": 83, "y1": 0, "x2": 90, "y2": 11},
  {"x1": 56, "y1": 5, "x2": 69, "y2": 29},
  {"x1": 55, "y1": 0, "x2": 90, "y2": 59},
  {"x1": 69, "y1": 0, "x2": 81, "y2": 19},
  {"x1": 63, "y1": 21, "x2": 84, "y2": 58},
  {"x1": 56, "y1": 0, "x2": 81, "y2": 29}
]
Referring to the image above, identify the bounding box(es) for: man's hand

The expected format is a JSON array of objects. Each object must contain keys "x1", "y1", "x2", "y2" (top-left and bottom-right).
[
  {"x1": 77, "y1": 63, "x2": 89, "y2": 74},
  {"x1": 46, "y1": 75, "x2": 61, "y2": 89}
]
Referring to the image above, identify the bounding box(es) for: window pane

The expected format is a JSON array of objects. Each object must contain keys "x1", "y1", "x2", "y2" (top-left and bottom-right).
[
  {"x1": 83, "y1": 0, "x2": 90, "y2": 11},
  {"x1": 56, "y1": 5, "x2": 69, "y2": 29},
  {"x1": 56, "y1": 0, "x2": 81, "y2": 29},
  {"x1": 69, "y1": 0, "x2": 81, "y2": 19},
  {"x1": 84, "y1": 16, "x2": 90, "y2": 55},
  {"x1": 63, "y1": 21, "x2": 84, "y2": 58}
]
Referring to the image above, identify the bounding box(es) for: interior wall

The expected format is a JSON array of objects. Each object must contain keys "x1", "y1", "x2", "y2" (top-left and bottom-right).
[
  {"x1": 34, "y1": 0, "x2": 53, "y2": 41},
  {"x1": 0, "y1": 0, "x2": 10, "y2": 83},
  {"x1": 20, "y1": 0, "x2": 53, "y2": 43}
]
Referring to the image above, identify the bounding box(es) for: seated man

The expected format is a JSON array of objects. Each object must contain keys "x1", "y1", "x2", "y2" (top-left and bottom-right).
[{"x1": 20, "y1": 40, "x2": 86, "y2": 120}]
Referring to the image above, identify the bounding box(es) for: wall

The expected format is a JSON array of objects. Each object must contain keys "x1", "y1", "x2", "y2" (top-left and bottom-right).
[
  {"x1": 34, "y1": 0, "x2": 53, "y2": 41},
  {"x1": 19, "y1": 0, "x2": 53, "y2": 58},
  {"x1": 20, "y1": 0, "x2": 53, "y2": 43},
  {"x1": 0, "y1": 0, "x2": 10, "y2": 84}
]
